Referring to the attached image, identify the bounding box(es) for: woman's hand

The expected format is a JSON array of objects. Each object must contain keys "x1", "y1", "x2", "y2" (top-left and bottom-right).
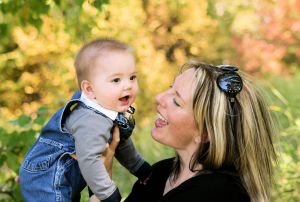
[
  {"x1": 101, "y1": 126, "x2": 120, "y2": 178},
  {"x1": 89, "y1": 127, "x2": 120, "y2": 202}
]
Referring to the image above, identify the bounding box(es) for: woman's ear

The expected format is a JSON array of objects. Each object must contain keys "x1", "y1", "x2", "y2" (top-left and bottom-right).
[
  {"x1": 81, "y1": 80, "x2": 95, "y2": 99},
  {"x1": 194, "y1": 133, "x2": 209, "y2": 144},
  {"x1": 194, "y1": 135, "x2": 201, "y2": 144}
]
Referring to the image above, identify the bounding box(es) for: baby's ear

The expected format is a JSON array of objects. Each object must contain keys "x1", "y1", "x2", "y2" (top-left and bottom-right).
[{"x1": 81, "y1": 80, "x2": 95, "y2": 99}]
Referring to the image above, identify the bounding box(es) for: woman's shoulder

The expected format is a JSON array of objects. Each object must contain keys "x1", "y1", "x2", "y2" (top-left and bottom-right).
[
  {"x1": 148, "y1": 158, "x2": 174, "y2": 181},
  {"x1": 152, "y1": 158, "x2": 175, "y2": 169},
  {"x1": 195, "y1": 170, "x2": 242, "y2": 187},
  {"x1": 161, "y1": 169, "x2": 250, "y2": 202},
  {"x1": 190, "y1": 169, "x2": 250, "y2": 201},
  {"x1": 124, "y1": 158, "x2": 175, "y2": 202}
]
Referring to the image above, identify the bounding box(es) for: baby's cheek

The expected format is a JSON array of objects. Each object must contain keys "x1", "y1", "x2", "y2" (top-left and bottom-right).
[{"x1": 133, "y1": 88, "x2": 139, "y2": 97}]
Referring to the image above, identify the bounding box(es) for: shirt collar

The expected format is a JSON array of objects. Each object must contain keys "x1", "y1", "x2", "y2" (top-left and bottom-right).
[{"x1": 80, "y1": 92, "x2": 118, "y2": 120}]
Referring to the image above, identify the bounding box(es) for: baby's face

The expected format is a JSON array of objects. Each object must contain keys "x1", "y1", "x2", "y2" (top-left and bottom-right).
[{"x1": 89, "y1": 51, "x2": 138, "y2": 112}]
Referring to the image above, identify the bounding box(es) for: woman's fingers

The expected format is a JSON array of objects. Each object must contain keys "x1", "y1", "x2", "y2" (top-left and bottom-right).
[
  {"x1": 100, "y1": 126, "x2": 120, "y2": 178},
  {"x1": 90, "y1": 195, "x2": 101, "y2": 202},
  {"x1": 15, "y1": 176, "x2": 19, "y2": 184},
  {"x1": 110, "y1": 126, "x2": 120, "y2": 151}
]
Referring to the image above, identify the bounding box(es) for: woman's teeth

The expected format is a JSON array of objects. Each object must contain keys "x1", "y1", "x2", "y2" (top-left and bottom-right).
[
  {"x1": 157, "y1": 113, "x2": 168, "y2": 123},
  {"x1": 155, "y1": 113, "x2": 168, "y2": 128}
]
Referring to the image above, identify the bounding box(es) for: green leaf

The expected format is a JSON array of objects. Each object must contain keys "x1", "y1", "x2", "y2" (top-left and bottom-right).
[
  {"x1": 6, "y1": 152, "x2": 20, "y2": 172},
  {"x1": 37, "y1": 106, "x2": 49, "y2": 115},
  {"x1": 0, "y1": 23, "x2": 10, "y2": 37},
  {"x1": 29, "y1": 16, "x2": 43, "y2": 29},
  {"x1": 93, "y1": 0, "x2": 110, "y2": 10},
  {"x1": 11, "y1": 115, "x2": 32, "y2": 127},
  {"x1": 19, "y1": 115, "x2": 32, "y2": 127},
  {"x1": 0, "y1": 0, "x2": 25, "y2": 14},
  {"x1": 0, "y1": 127, "x2": 5, "y2": 136},
  {"x1": 75, "y1": 0, "x2": 84, "y2": 7},
  {"x1": 33, "y1": 106, "x2": 49, "y2": 125},
  {"x1": 53, "y1": 0, "x2": 61, "y2": 6},
  {"x1": 206, "y1": 0, "x2": 217, "y2": 18},
  {"x1": 29, "y1": 0, "x2": 50, "y2": 15},
  {"x1": 0, "y1": 155, "x2": 7, "y2": 167},
  {"x1": 34, "y1": 115, "x2": 47, "y2": 125}
]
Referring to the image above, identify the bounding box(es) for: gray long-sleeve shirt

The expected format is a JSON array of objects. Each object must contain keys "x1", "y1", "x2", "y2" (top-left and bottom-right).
[{"x1": 65, "y1": 105, "x2": 145, "y2": 201}]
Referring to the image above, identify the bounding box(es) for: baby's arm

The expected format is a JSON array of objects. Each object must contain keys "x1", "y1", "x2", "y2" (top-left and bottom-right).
[
  {"x1": 90, "y1": 127, "x2": 120, "y2": 202},
  {"x1": 67, "y1": 109, "x2": 121, "y2": 202},
  {"x1": 114, "y1": 137, "x2": 152, "y2": 183}
]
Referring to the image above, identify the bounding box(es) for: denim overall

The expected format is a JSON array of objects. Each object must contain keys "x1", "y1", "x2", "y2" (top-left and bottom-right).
[{"x1": 19, "y1": 91, "x2": 89, "y2": 202}]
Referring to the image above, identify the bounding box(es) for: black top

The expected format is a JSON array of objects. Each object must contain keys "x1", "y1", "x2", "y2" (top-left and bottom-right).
[{"x1": 124, "y1": 158, "x2": 250, "y2": 202}]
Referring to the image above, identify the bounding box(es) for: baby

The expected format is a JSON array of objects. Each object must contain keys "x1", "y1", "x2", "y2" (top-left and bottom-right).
[{"x1": 19, "y1": 39, "x2": 151, "y2": 202}]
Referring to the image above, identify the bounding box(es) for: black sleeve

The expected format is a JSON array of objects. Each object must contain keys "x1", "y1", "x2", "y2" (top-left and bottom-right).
[
  {"x1": 133, "y1": 161, "x2": 152, "y2": 182},
  {"x1": 124, "y1": 158, "x2": 174, "y2": 202},
  {"x1": 102, "y1": 188, "x2": 122, "y2": 202}
]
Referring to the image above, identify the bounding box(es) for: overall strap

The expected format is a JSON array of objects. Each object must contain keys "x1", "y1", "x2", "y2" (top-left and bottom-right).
[{"x1": 59, "y1": 91, "x2": 82, "y2": 132}]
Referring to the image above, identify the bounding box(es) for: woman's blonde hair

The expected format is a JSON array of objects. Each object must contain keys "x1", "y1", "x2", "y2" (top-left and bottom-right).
[{"x1": 185, "y1": 62, "x2": 276, "y2": 201}]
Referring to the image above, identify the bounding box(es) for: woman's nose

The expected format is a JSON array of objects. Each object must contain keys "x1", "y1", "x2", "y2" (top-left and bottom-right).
[{"x1": 155, "y1": 91, "x2": 167, "y2": 107}]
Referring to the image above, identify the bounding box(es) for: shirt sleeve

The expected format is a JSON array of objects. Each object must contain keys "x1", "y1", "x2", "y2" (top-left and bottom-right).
[
  {"x1": 66, "y1": 108, "x2": 121, "y2": 201},
  {"x1": 115, "y1": 137, "x2": 144, "y2": 172},
  {"x1": 115, "y1": 137, "x2": 152, "y2": 181}
]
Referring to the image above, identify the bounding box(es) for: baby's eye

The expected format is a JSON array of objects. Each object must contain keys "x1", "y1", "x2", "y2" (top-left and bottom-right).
[
  {"x1": 130, "y1": 75, "x2": 137, "y2": 80},
  {"x1": 112, "y1": 78, "x2": 121, "y2": 83}
]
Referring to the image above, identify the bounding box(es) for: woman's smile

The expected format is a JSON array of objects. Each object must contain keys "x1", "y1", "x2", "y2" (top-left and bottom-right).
[{"x1": 155, "y1": 112, "x2": 168, "y2": 128}]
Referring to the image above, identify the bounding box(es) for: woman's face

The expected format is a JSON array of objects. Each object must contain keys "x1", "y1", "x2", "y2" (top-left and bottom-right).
[{"x1": 151, "y1": 68, "x2": 199, "y2": 151}]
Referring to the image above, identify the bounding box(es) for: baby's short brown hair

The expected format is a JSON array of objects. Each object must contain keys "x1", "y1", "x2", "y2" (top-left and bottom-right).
[{"x1": 74, "y1": 38, "x2": 132, "y2": 87}]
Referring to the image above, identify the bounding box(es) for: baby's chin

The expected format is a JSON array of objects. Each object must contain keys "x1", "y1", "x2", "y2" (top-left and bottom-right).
[
  {"x1": 105, "y1": 99, "x2": 134, "y2": 113},
  {"x1": 113, "y1": 105, "x2": 132, "y2": 113}
]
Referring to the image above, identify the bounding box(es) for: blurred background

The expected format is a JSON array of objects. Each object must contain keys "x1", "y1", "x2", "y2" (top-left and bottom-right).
[{"x1": 0, "y1": 0, "x2": 299, "y2": 201}]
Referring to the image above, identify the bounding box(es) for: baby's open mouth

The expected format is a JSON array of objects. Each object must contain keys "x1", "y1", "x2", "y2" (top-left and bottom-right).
[{"x1": 119, "y1": 95, "x2": 130, "y2": 102}]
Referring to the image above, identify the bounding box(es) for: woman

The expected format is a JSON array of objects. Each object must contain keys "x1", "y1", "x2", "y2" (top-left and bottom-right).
[{"x1": 105, "y1": 62, "x2": 276, "y2": 202}]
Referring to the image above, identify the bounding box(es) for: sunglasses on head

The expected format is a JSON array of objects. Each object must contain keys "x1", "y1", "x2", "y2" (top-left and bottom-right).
[{"x1": 216, "y1": 65, "x2": 243, "y2": 98}]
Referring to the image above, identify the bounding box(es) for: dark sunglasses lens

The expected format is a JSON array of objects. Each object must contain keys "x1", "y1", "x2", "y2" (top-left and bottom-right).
[{"x1": 217, "y1": 73, "x2": 243, "y2": 97}]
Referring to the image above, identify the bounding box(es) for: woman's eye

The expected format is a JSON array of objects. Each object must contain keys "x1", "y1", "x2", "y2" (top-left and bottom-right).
[
  {"x1": 130, "y1": 75, "x2": 137, "y2": 80},
  {"x1": 173, "y1": 98, "x2": 180, "y2": 107},
  {"x1": 112, "y1": 78, "x2": 121, "y2": 83}
]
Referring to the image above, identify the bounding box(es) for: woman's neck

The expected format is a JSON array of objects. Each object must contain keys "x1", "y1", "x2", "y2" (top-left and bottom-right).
[
  {"x1": 163, "y1": 151, "x2": 203, "y2": 195},
  {"x1": 176, "y1": 147, "x2": 203, "y2": 172}
]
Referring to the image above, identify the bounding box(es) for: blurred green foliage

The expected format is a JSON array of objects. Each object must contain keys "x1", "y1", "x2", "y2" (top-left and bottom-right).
[
  {"x1": 0, "y1": 107, "x2": 48, "y2": 201},
  {"x1": 267, "y1": 74, "x2": 300, "y2": 201},
  {"x1": 0, "y1": 0, "x2": 300, "y2": 201}
]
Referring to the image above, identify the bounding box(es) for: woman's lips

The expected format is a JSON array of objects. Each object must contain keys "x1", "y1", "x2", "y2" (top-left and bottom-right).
[{"x1": 155, "y1": 113, "x2": 168, "y2": 128}]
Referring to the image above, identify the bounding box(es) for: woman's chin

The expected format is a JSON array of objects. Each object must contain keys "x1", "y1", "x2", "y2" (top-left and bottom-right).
[{"x1": 151, "y1": 127, "x2": 163, "y2": 142}]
